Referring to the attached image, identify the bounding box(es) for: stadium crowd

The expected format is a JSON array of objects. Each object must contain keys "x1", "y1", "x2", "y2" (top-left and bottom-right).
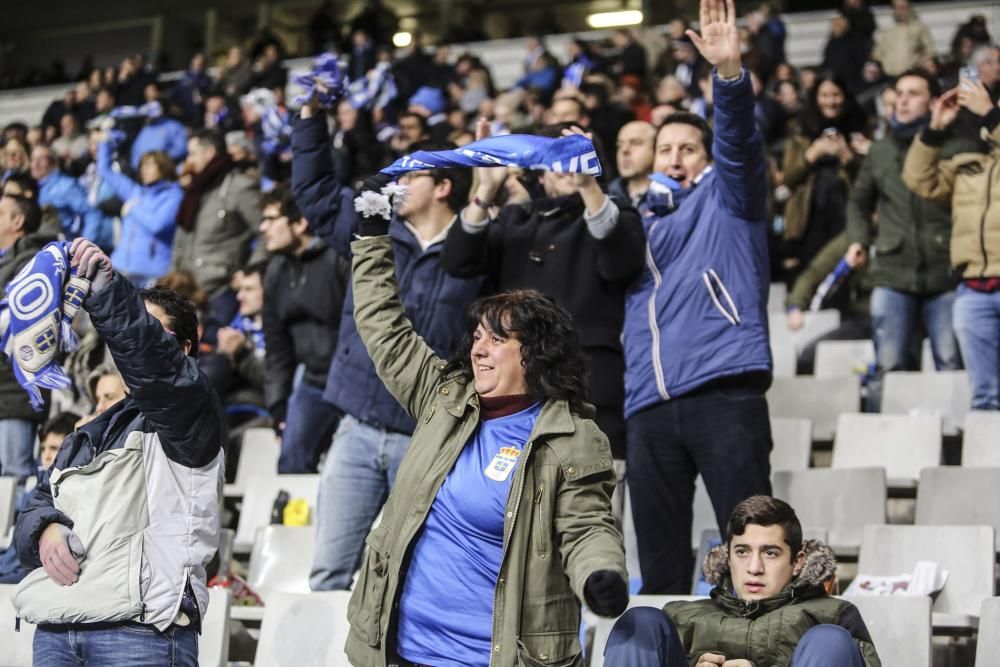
[{"x1": 0, "y1": 0, "x2": 998, "y2": 663}]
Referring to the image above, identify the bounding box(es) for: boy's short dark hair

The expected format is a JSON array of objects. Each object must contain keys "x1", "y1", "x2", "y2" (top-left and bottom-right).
[
  {"x1": 410, "y1": 140, "x2": 472, "y2": 213},
  {"x1": 727, "y1": 495, "x2": 803, "y2": 560},
  {"x1": 39, "y1": 412, "x2": 80, "y2": 442},
  {"x1": 138, "y1": 287, "x2": 201, "y2": 358}
]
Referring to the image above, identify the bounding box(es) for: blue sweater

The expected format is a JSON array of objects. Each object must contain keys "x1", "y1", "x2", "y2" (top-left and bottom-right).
[
  {"x1": 98, "y1": 142, "x2": 182, "y2": 280},
  {"x1": 291, "y1": 114, "x2": 483, "y2": 434},
  {"x1": 622, "y1": 69, "x2": 772, "y2": 418},
  {"x1": 397, "y1": 403, "x2": 542, "y2": 666}
]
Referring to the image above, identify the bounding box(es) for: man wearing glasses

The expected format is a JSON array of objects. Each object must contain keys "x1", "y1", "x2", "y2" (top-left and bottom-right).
[{"x1": 292, "y1": 99, "x2": 482, "y2": 591}]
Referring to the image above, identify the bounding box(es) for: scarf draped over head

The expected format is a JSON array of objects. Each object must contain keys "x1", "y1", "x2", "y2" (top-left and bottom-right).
[
  {"x1": 0, "y1": 241, "x2": 91, "y2": 410},
  {"x1": 381, "y1": 133, "x2": 603, "y2": 178},
  {"x1": 177, "y1": 154, "x2": 234, "y2": 231}
]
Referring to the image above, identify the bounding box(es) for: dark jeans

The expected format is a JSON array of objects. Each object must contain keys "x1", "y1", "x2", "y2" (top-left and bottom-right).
[
  {"x1": 604, "y1": 608, "x2": 865, "y2": 667},
  {"x1": 626, "y1": 384, "x2": 772, "y2": 594},
  {"x1": 278, "y1": 381, "x2": 341, "y2": 473},
  {"x1": 33, "y1": 622, "x2": 198, "y2": 666}
]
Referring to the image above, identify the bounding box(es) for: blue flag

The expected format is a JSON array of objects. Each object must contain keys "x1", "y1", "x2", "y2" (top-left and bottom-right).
[{"x1": 382, "y1": 134, "x2": 602, "y2": 177}]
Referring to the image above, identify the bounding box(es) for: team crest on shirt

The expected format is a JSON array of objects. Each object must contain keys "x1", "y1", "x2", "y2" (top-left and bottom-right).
[{"x1": 485, "y1": 446, "x2": 521, "y2": 482}]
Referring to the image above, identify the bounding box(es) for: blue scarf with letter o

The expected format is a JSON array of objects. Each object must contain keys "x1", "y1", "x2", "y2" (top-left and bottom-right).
[
  {"x1": 0, "y1": 242, "x2": 90, "y2": 410},
  {"x1": 381, "y1": 134, "x2": 603, "y2": 177}
]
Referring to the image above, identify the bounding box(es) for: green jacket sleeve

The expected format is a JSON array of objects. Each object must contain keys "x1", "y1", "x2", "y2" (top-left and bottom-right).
[
  {"x1": 846, "y1": 153, "x2": 877, "y2": 247},
  {"x1": 787, "y1": 233, "x2": 849, "y2": 310},
  {"x1": 553, "y1": 420, "x2": 627, "y2": 606},
  {"x1": 350, "y1": 235, "x2": 448, "y2": 420}
]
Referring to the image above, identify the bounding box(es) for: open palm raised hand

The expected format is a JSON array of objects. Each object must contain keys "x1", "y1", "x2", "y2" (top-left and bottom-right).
[{"x1": 687, "y1": 0, "x2": 742, "y2": 79}]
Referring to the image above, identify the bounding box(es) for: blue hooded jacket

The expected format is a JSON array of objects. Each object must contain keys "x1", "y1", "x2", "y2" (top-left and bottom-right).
[
  {"x1": 622, "y1": 70, "x2": 772, "y2": 419},
  {"x1": 98, "y1": 141, "x2": 183, "y2": 280}
]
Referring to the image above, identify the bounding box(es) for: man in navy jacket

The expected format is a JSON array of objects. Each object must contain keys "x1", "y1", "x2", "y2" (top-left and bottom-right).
[
  {"x1": 622, "y1": 0, "x2": 774, "y2": 594},
  {"x1": 291, "y1": 100, "x2": 482, "y2": 591}
]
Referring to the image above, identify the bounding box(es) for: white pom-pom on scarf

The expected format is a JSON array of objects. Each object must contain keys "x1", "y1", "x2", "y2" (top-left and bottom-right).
[{"x1": 354, "y1": 190, "x2": 392, "y2": 219}]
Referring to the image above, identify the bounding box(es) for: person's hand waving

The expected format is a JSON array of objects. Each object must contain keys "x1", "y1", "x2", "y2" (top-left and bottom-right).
[{"x1": 687, "y1": 0, "x2": 743, "y2": 79}]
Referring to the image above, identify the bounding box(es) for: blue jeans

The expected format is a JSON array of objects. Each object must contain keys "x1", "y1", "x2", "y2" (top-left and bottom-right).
[
  {"x1": 278, "y1": 381, "x2": 341, "y2": 473},
  {"x1": 867, "y1": 287, "x2": 962, "y2": 411},
  {"x1": 33, "y1": 622, "x2": 198, "y2": 666},
  {"x1": 309, "y1": 415, "x2": 411, "y2": 591},
  {"x1": 953, "y1": 284, "x2": 1000, "y2": 410},
  {"x1": 0, "y1": 418, "x2": 36, "y2": 482},
  {"x1": 626, "y1": 385, "x2": 772, "y2": 594},
  {"x1": 604, "y1": 608, "x2": 864, "y2": 667}
]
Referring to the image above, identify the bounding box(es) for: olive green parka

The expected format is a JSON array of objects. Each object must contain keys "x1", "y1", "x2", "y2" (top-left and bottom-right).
[{"x1": 344, "y1": 236, "x2": 627, "y2": 667}]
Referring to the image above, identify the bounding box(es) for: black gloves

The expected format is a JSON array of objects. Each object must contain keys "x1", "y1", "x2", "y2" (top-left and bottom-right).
[
  {"x1": 355, "y1": 173, "x2": 394, "y2": 238},
  {"x1": 584, "y1": 570, "x2": 629, "y2": 617}
]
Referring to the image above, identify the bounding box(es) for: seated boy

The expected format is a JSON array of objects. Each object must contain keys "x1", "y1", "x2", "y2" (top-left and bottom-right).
[{"x1": 604, "y1": 496, "x2": 881, "y2": 667}]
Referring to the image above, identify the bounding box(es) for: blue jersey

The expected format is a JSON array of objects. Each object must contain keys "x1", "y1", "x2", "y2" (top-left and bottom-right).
[{"x1": 396, "y1": 402, "x2": 542, "y2": 666}]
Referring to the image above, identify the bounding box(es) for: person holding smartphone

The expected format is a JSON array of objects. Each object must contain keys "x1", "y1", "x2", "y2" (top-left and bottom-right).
[{"x1": 779, "y1": 72, "x2": 868, "y2": 282}]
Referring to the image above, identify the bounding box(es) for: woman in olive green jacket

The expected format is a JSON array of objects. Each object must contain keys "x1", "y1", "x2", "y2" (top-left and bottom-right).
[{"x1": 344, "y1": 225, "x2": 628, "y2": 667}]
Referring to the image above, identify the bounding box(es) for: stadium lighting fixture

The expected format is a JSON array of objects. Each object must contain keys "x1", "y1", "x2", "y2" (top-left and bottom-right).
[
  {"x1": 392, "y1": 31, "x2": 413, "y2": 48},
  {"x1": 586, "y1": 10, "x2": 643, "y2": 28}
]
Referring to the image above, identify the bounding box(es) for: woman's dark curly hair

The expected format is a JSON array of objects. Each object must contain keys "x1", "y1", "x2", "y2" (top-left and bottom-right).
[{"x1": 445, "y1": 290, "x2": 589, "y2": 413}]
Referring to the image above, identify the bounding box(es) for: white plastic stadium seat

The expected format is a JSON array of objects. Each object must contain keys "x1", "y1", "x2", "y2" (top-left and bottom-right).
[
  {"x1": 881, "y1": 370, "x2": 970, "y2": 436},
  {"x1": 254, "y1": 591, "x2": 353, "y2": 666},
  {"x1": 831, "y1": 413, "x2": 941, "y2": 487},
  {"x1": 858, "y1": 524, "x2": 995, "y2": 630},
  {"x1": 224, "y1": 428, "x2": 281, "y2": 499},
  {"x1": 248, "y1": 525, "x2": 316, "y2": 600},
  {"x1": 843, "y1": 594, "x2": 931, "y2": 667},
  {"x1": 767, "y1": 376, "x2": 859, "y2": 441},
  {"x1": 199, "y1": 587, "x2": 231, "y2": 667},
  {"x1": 961, "y1": 411, "x2": 1000, "y2": 467},
  {"x1": 814, "y1": 339, "x2": 874, "y2": 379},
  {"x1": 916, "y1": 467, "x2": 1000, "y2": 550},
  {"x1": 234, "y1": 474, "x2": 319, "y2": 554},
  {"x1": 975, "y1": 597, "x2": 1000, "y2": 666},
  {"x1": 772, "y1": 468, "x2": 886, "y2": 556},
  {"x1": 768, "y1": 282, "x2": 787, "y2": 313},
  {"x1": 770, "y1": 417, "x2": 812, "y2": 471}
]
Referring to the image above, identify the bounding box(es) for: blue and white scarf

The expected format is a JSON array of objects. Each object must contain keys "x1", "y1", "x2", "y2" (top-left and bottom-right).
[
  {"x1": 0, "y1": 242, "x2": 90, "y2": 410},
  {"x1": 292, "y1": 53, "x2": 349, "y2": 107},
  {"x1": 382, "y1": 134, "x2": 603, "y2": 177},
  {"x1": 109, "y1": 101, "x2": 163, "y2": 121},
  {"x1": 260, "y1": 106, "x2": 292, "y2": 156},
  {"x1": 347, "y1": 62, "x2": 398, "y2": 111}
]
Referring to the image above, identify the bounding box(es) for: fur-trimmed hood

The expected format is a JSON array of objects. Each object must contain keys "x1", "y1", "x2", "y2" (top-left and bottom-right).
[{"x1": 702, "y1": 538, "x2": 837, "y2": 590}]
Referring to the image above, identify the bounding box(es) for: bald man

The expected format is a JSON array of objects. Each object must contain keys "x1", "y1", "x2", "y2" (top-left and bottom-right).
[{"x1": 610, "y1": 121, "x2": 656, "y2": 208}]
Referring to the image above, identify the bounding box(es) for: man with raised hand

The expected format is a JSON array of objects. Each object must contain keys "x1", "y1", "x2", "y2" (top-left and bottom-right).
[
  {"x1": 13, "y1": 238, "x2": 224, "y2": 667},
  {"x1": 622, "y1": 0, "x2": 774, "y2": 595},
  {"x1": 291, "y1": 92, "x2": 482, "y2": 592}
]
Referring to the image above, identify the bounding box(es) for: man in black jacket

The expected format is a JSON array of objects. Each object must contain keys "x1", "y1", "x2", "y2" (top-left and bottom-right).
[
  {"x1": 0, "y1": 193, "x2": 51, "y2": 483},
  {"x1": 441, "y1": 120, "x2": 646, "y2": 465},
  {"x1": 260, "y1": 186, "x2": 349, "y2": 473},
  {"x1": 14, "y1": 238, "x2": 224, "y2": 666}
]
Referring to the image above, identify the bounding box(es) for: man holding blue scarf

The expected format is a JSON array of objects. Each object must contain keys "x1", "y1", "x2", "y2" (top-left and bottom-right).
[
  {"x1": 846, "y1": 68, "x2": 970, "y2": 411},
  {"x1": 622, "y1": 0, "x2": 775, "y2": 595}
]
